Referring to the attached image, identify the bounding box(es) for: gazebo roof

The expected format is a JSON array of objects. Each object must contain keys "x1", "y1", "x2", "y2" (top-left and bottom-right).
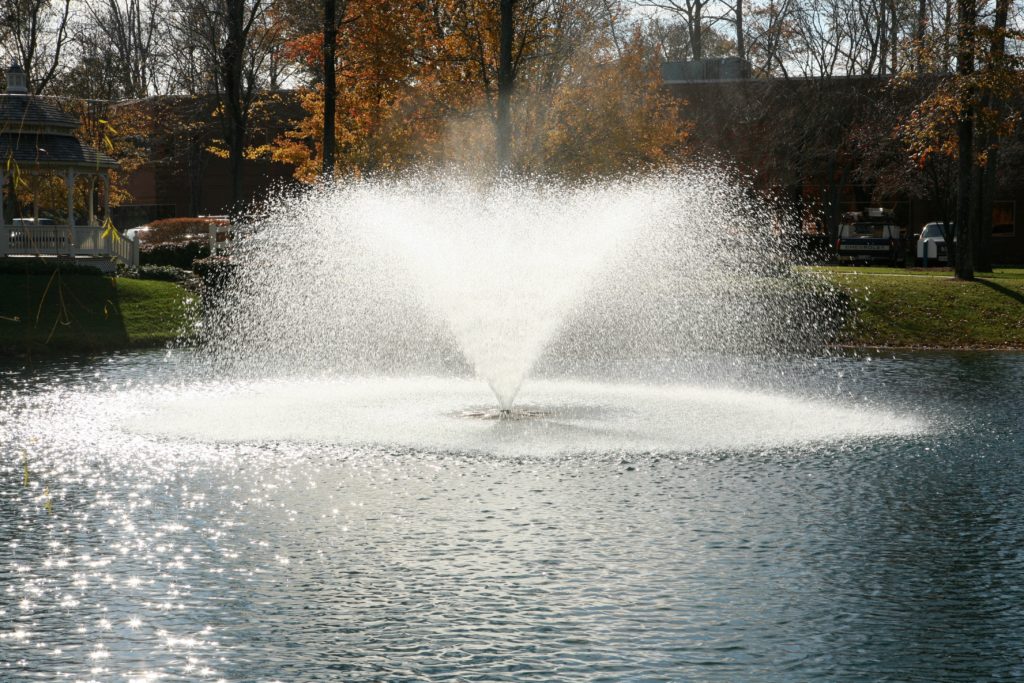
[
  {"x1": 0, "y1": 93, "x2": 80, "y2": 130},
  {"x1": 0, "y1": 65, "x2": 118, "y2": 173},
  {"x1": 0, "y1": 131, "x2": 118, "y2": 170}
]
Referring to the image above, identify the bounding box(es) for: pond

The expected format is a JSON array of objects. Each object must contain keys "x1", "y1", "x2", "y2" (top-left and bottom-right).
[{"x1": 1, "y1": 350, "x2": 1023, "y2": 681}]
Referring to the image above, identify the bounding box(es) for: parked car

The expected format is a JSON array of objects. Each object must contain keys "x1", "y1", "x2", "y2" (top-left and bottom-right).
[
  {"x1": 8, "y1": 217, "x2": 60, "y2": 249},
  {"x1": 836, "y1": 208, "x2": 902, "y2": 265},
  {"x1": 916, "y1": 222, "x2": 951, "y2": 264},
  {"x1": 10, "y1": 216, "x2": 57, "y2": 237}
]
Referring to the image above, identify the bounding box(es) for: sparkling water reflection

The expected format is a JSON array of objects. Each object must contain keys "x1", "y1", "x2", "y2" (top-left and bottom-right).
[{"x1": 2, "y1": 350, "x2": 1023, "y2": 681}]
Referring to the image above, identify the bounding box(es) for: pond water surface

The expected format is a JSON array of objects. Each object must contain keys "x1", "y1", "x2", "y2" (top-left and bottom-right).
[{"x1": 1, "y1": 350, "x2": 1022, "y2": 681}]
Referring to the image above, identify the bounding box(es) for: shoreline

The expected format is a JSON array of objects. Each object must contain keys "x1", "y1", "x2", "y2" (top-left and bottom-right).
[
  {"x1": 836, "y1": 343, "x2": 1024, "y2": 352},
  {"x1": 2, "y1": 266, "x2": 1023, "y2": 357},
  {"x1": 0, "y1": 271, "x2": 190, "y2": 357}
]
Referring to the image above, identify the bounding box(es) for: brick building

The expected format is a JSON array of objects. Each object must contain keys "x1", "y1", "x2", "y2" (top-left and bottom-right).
[{"x1": 111, "y1": 92, "x2": 304, "y2": 229}]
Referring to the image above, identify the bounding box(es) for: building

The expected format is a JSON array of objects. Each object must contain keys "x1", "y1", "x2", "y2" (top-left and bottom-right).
[{"x1": 110, "y1": 93, "x2": 304, "y2": 229}]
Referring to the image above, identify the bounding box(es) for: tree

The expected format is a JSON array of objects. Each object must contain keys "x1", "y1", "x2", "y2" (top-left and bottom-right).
[
  {"x1": 638, "y1": 0, "x2": 710, "y2": 59},
  {"x1": 141, "y1": 95, "x2": 222, "y2": 215},
  {"x1": 269, "y1": 0, "x2": 690, "y2": 178},
  {"x1": 83, "y1": 0, "x2": 164, "y2": 99},
  {"x1": 888, "y1": 0, "x2": 1022, "y2": 275},
  {"x1": 428, "y1": 0, "x2": 593, "y2": 171},
  {"x1": 322, "y1": 0, "x2": 337, "y2": 175},
  {"x1": 168, "y1": 0, "x2": 283, "y2": 208},
  {"x1": 734, "y1": 0, "x2": 744, "y2": 61},
  {"x1": 497, "y1": 0, "x2": 515, "y2": 169},
  {"x1": 530, "y1": 27, "x2": 691, "y2": 176},
  {"x1": 0, "y1": 0, "x2": 73, "y2": 94},
  {"x1": 745, "y1": 0, "x2": 797, "y2": 76},
  {"x1": 972, "y1": 0, "x2": 1012, "y2": 271},
  {"x1": 50, "y1": 38, "x2": 123, "y2": 100},
  {"x1": 272, "y1": 0, "x2": 445, "y2": 178}
]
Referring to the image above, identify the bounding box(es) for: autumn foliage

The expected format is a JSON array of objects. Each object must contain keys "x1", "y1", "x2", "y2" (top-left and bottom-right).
[
  {"x1": 272, "y1": 0, "x2": 444, "y2": 178},
  {"x1": 270, "y1": 0, "x2": 690, "y2": 179}
]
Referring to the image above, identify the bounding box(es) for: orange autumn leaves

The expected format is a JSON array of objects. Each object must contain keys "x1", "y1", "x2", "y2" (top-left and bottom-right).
[
  {"x1": 272, "y1": 0, "x2": 442, "y2": 178},
  {"x1": 270, "y1": 0, "x2": 690, "y2": 179}
]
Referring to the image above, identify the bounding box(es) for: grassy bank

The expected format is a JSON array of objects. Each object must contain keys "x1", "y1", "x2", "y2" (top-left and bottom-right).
[
  {"x1": 0, "y1": 267, "x2": 191, "y2": 355},
  {"x1": 822, "y1": 267, "x2": 1024, "y2": 349},
  {"x1": 2, "y1": 262, "x2": 1021, "y2": 356}
]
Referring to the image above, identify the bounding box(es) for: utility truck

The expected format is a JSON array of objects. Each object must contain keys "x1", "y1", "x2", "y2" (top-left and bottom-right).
[{"x1": 835, "y1": 208, "x2": 902, "y2": 265}]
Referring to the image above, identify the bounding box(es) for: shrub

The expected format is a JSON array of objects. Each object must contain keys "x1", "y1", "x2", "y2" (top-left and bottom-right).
[
  {"x1": 122, "y1": 264, "x2": 193, "y2": 282},
  {"x1": 192, "y1": 256, "x2": 235, "y2": 289},
  {"x1": 140, "y1": 240, "x2": 209, "y2": 269},
  {"x1": 133, "y1": 216, "x2": 230, "y2": 270},
  {"x1": 133, "y1": 217, "x2": 230, "y2": 246}
]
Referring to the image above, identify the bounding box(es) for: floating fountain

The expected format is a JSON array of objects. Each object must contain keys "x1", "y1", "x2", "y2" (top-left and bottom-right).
[
  {"x1": 202, "y1": 169, "x2": 835, "y2": 397},
  {"x1": 149, "y1": 167, "x2": 920, "y2": 452}
]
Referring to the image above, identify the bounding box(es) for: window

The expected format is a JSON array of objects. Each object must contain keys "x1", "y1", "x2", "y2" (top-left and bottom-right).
[{"x1": 853, "y1": 223, "x2": 888, "y2": 238}]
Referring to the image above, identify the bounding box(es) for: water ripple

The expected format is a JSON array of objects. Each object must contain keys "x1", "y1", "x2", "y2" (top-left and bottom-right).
[{"x1": 1, "y1": 351, "x2": 1023, "y2": 681}]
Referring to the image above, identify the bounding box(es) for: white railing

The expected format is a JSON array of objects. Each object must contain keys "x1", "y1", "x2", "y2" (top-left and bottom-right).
[
  {"x1": 1, "y1": 224, "x2": 139, "y2": 267},
  {"x1": 6, "y1": 224, "x2": 68, "y2": 253}
]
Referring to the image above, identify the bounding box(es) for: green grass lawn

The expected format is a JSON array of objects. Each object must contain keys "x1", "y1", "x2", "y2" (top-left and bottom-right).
[
  {"x1": 117, "y1": 278, "x2": 194, "y2": 345},
  {"x1": 2, "y1": 261, "x2": 1021, "y2": 355},
  {"x1": 0, "y1": 268, "x2": 191, "y2": 355},
  {"x1": 821, "y1": 266, "x2": 1024, "y2": 349},
  {"x1": 821, "y1": 265, "x2": 1024, "y2": 280}
]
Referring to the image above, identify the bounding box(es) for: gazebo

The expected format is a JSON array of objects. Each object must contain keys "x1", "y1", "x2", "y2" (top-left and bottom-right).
[{"x1": 0, "y1": 64, "x2": 137, "y2": 269}]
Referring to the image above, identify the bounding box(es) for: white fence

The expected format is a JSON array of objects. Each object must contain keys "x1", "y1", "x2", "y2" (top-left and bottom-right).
[{"x1": 1, "y1": 224, "x2": 139, "y2": 266}]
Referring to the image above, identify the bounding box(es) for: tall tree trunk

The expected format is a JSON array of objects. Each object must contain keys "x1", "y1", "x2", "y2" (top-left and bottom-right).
[
  {"x1": 974, "y1": 0, "x2": 1010, "y2": 271},
  {"x1": 221, "y1": 0, "x2": 246, "y2": 209},
  {"x1": 496, "y1": 0, "x2": 515, "y2": 170},
  {"x1": 954, "y1": 0, "x2": 976, "y2": 280},
  {"x1": 878, "y1": 1, "x2": 888, "y2": 75},
  {"x1": 889, "y1": 0, "x2": 898, "y2": 73},
  {"x1": 735, "y1": 0, "x2": 745, "y2": 63},
  {"x1": 915, "y1": 0, "x2": 927, "y2": 73},
  {"x1": 322, "y1": 0, "x2": 338, "y2": 176},
  {"x1": 228, "y1": 128, "x2": 244, "y2": 210},
  {"x1": 691, "y1": 0, "x2": 704, "y2": 60}
]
